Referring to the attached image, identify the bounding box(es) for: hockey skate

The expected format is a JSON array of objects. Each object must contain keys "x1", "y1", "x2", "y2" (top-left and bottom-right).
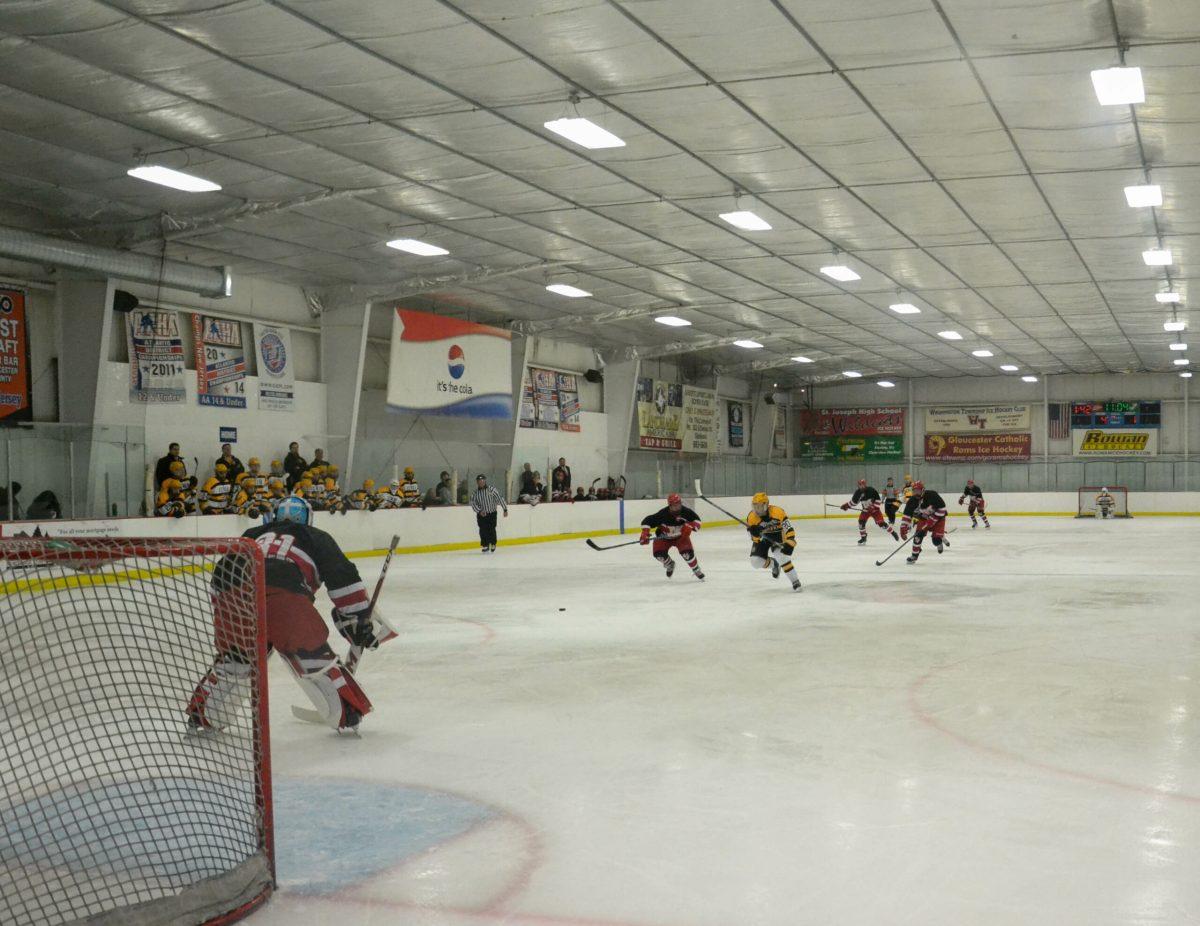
[
  {"x1": 971, "y1": 520, "x2": 977, "y2": 529},
  {"x1": 906, "y1": 552, "x2": 920, "y2": 564},
  {"x1": 692, "y1": 568, "x2": 705, "y2": 581},
  {"x1": 857, "y1": 535, "x2": 867, "y2": 545},
  {"x1": 664, "y1": 558, "x2": 675, "y2": 578},
  {"x1": 771, "y1": 559, "x2": 781, "y2": 579}
]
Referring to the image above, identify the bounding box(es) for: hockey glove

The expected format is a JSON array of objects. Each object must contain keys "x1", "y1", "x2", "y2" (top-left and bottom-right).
[
  {"x1": 958, "y1": 496, "x2": 965, "y2": 505},
  {"x1": 900, "y1": 523, "x2": 910, "y2": 540},
  {"x1": 840, "y1": 502, "x2": 850, "y2": 511},
  {"x1": 333, "y1": 608, "x2": 381, "y2": 650},
  {"x1": 747, "y1": 525, "x2": 762, "y2": 539},
  {"x1": 680, "y1": 523, "x2": 693, "y2": 539},
  {"x1": 639, "y1": 527, "x2": 651, "y2": 545}
]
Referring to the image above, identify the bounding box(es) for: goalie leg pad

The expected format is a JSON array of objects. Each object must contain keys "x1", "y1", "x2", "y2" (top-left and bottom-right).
[
  {"x1": 283, "y1": 645, "x2": 373, "y2": 730},
  {"x1": 188, "y1": 652, "x2": 251, "y2": 731}
]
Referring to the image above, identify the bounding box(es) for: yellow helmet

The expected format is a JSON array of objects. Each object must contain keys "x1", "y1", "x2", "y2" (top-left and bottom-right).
[
  {"x1": 904, "y1": 474, "x2": 913, "y2": 482},
  {"x1": 363, "y1": 479, "x2": 375, "y2": 492},
  {"x1": 327, "y1": 464, "x2": 339, "y2": 477},
  {"x1": 214, "y1": 461, "x2": 229, "y2": 477},
  {"x1": 169, "y1": 460, "x2": 185, "y2": 477},
  {"x1": 248, "y1": 457, "x2": 260, "y2": 468},
  {"x1": 270, "y1": 459, "x2": 283, "y2": 473},
  {"x1": 751, "y1": 491, "x2": 769, "y2": 514},
  {"x1": 403, "y1": 466, "x2": 415, "y2": 478}
]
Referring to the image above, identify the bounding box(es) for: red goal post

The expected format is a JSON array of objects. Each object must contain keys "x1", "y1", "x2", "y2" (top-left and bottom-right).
[
  {"x1": 0, "y1": 536, "x2": 273, "y2": 926},
  {"x1": 1076, "y1": 485, "x2": 1131, "y2": 518}
]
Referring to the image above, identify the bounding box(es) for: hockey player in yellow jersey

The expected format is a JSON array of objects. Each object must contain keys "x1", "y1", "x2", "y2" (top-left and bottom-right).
[
  {"x1": 155, "y1": 479, "x2": 187, "y2": 518},
  {"x1": 399, "y1": 467, "x2": 423, "y2": 508},
  {"x1": 746, "y1": 492, "x2": 801, "y2": 591},
  {"x1": 267, "y1": 460, "x2": 288, "y2": 500},
  {"x1": 304, "y1": 468, "x2": 329, "y2": 510},
  {"x1": 168, "y1": 460, "x2": 198, "y2": 512},
  {"x1": 323, "y1": 464, "x2": 346, "y2": 514},
  {"x1": 200, "y1": 462, "x2": 234, "y2": 515},
  {"x1": 902, "y1": 474, "x2": 915, "y2": 502},
  {"x1": 292, "y1": 473, "x2": 313, "y2": 501},
  {"x1": 348, "y1": 479, "x2": 376, "y2": 510}
]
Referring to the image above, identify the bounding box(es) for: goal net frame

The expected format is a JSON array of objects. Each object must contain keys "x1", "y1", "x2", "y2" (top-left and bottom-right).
[
  {"x1": 0, "y1": 536, "x2": 274, "y2": 926},
  {"x1": 1076, "y1": 485, "x2": 1131, "y2": 518}
]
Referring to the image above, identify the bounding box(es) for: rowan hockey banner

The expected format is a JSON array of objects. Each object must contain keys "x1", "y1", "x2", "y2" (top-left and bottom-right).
[
  {"x1": 387, "y1": 308, "x2": 513, "y2": 418},
  {"x1": 252, "y1": 324, "x2": 294, "y2": 412},
  {"x1": 126, "y1": 310, "x2": 186, "y2": 404},
  {"x1": 799, "y1": 407, "x2": 905, "y2": 437},
  {"x1": 556, "y1": 372, "x2": 580, "y2": 433},
  {"x1": 681, "y1": 386, "x2": 718, "y2": 453},
  {"x1": 925, "y1": 433, "x2": 1031, "y2": 462},
  {"x1": 0, "y1": 288, "x2": 32, "y2": 425},
  {"x1": 726, "y1": 400, "x2": 746, "y2": 450},
  {"x1": 1072, "y1": 428, "x2": 1159, "y2": 457},
  {"x1": 636, "y1": 377, "x2": 683, "y2": 450},
  {"x1": 192, "y1": 314, "x2": 247, "y2": 409},
  {"x1": 924, "y1": 405, "x2": 1030, "y2": 433},
  {"x1": 796, "y1": 435, "x2": 903, "y2": 462}
]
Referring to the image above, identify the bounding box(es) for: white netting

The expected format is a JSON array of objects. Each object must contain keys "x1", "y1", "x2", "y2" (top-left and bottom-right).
[
  {"x1": 0, "y1": 537, "x2": 272, "y2": 926},
  {"x1": 1076, "y1": 486, "x2": 1131, "y2": 518}
]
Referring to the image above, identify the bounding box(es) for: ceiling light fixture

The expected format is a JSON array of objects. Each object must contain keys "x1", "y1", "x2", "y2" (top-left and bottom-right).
[
  {"x1": 843, "y1": 370, "x2": 862, "y2": 378},
  {"x1": 719, "y1": 210, "x2": 771, "y2": 231},
  {"x1": 654, "y1": 315, "x2": 691, "y2": 327},
  {"x1": 546, "y1": 283, "x2": 591, "y2": 298},
  {"x1": 820, "y1": 265, "x2": 860, "y2": 282},
  {"x1": 972, "y1": 349, "x2": 994, "y2": 357},
  {"x1": 127, "y1": 165, "x2": 221, "y2": 193},
  {"x1": 889, "y1": 303, "x2": 921, "y2": 314},
  {"x1": 938, "y1": 330, "x2": 963, "y2": 340},
  {"x1": 1169, "y1": 343, "x2": 1187, "y2": 351},
  {"x1": 1090, "y1": 66, "x2": 1145, "y2": 106},
  {"x1": 1022, "y1": 375, "x2": 1039, "y2": 383},
  {"x1": 1164, "y1": 320, "x2": 1186, "y2": 332},
  {"x1": 1124, "y1": 184, "x2": 1162, "y2": 207},
  {"x1": 1000, "y1": 364, "x2": 1019, "y2": 372},
  {"x1": 386, "y1": 238, "x2": 449, "y2": 256},
  {"x1": 1157, "y1": 293, "x2": 1181, "y2": 303},
  {"x1": 1182, "y1": 372, "x2": 1194, "y2": 378},
  {"x1": 1173, "y1": 358, "x2": 1190, "y2": 366},
  {"x1": 1143, "y1": 248, "x2": 1173, "y2": 266},
  {"x1": 877, "y1": 380, "x2": 895, "y2": 388},
  {"x1": 733, "y1": 339, "x2": 764, "y2": 349},
  {"x1": 543, "y1": 117, "x2": 625, "y2": 149},
  {"x1": 791, "y1": 356, "x2": 814, "y2": 363}
]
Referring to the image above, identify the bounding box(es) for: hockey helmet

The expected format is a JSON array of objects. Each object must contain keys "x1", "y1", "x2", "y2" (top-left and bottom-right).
[
  {"x1": 274, "y1": 495, "x2": 312, "y2": 525},
  {"x1": 169, "y1": 460, "x2": 185, "y2": 477},
  {"x1": 327, "y1": 464, "x2": 339, "y2": 477},
  {"x1": 752, "y1": 491, "x2": 769, "y2": 515},
  {"x1": 404, "y1": 466, "x2": 415, "y2": 478},
  {"x1": 390, "y1": 479, "x2": 401, "y2": 491},
  {"x1": 966, "y1": 478, "x2": 974, "y2": 486},
  {"x1": 667, "y1": 492, "x2": 682, "y2": 510},
  {"x1": 886, "y1": 476, "x2": 894, "y2": 484},
  {"x1": 904, "y1": 474, "x2": 913, "y2": 482},
  {"x1": 363, "y1": 479, "x2": 375, "y2": 491},
  {"x1": 248, "y1": 457, "x2": 261, "y2": 469},
  {"x1": 1101, "y1": 486, "x2": 1108, "y2": 493},
  {"x1": 912, "y1": 480, "x2": 925, "y2": 494},
  {"x1": 270, "y1": 459, "x2": 283, "y2": 474},
  {"x1": 857, "y1": 478, "x2": 867, "y2": 488},
  {"x1": 214, "y1": 461, "x2": 229, "y2": 477}
]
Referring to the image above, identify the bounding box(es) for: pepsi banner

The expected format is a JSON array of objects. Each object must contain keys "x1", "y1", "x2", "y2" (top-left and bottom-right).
[
  {"x1": 253, "y1": 323, "x2": 294, "y2": 412},
  {"x1": 387, "y1": 308, "x2": 513, "y2": 418}
]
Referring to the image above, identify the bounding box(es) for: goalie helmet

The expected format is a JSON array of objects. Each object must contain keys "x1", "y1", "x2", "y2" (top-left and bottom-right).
[
  {"x1": 752, "y1": 491, "x2": 769, "y2": 515},
  {"x1": 274, "y1": 495, "x2": 313, "y2": 525}
]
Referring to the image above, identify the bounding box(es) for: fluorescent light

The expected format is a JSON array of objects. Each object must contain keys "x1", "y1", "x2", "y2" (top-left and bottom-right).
[
  {"x1": 719, "y1": 210, "x2": 771, "y2": 231},
  {"x1": 1124, "y1": 184, "x2": 1162, "y2": 208},
  {"x1": 127, "y1": 165, "x2": 221, "y2": 193},
  {"x1": 820, "y1": 265, "x2": 860, "y2": 282},
  {"x1": 1182, "y1": 372, "x2": 1194, "y2": 378},
  {"x1": 1021, "y1": 375, "x2": 1038, "y2": 383},
  {"x1": 1164, "y1": 320, "x2": 1186, "y2": 332},
  {"x1": 1169, "y1": 343, "x2": 1187, "y2": 351},
  {"x1": 889, "y1": 303, "x2": 921, "y2": 314},
  {"x1": 938, "y1": 330, "x2": 963, "y2": 340},
  {"x1": 733, "y1": 339, "x2": 763, "y2": 349},
  {"x1": 654, "y1": 315, "x2": 691, "y2": 327},
  {"x1": 386, "y1": 238, "x2": 448, "y2": 256},
  {"x1": 1091, "y1": 67, "x2": 1145, "y2": 106},
  {"x1": 543, "y1": 117, "x2": 625, "y2": 149},
  {"x1": 1143, "y1": 249, "x2": 1172, "y2": 266},
  {"x1": 546, "y1": 283, "x2": 591, "y2": 298},
  {"x1": 1157, "y1": 293, "x2": 1181, "y2": 303},
  {"x1": 972, "y1": 349, "x2": 994, "y2": 357},
  {"x1": 1000, "y1": 364, "x2": 1019, "y2": 372},
  {"x1": 1173, "y1": 358, "x2": 1189, "y2": 366},
  {"x1": 877, "y1": 380, "x2": 895, "y2": 388},
  {"x1": 791, "y1": 356, "x2": 813, "y2": 363},
  {"x1": 842, "y1": 370, "x2": 862, "y2": 378}
]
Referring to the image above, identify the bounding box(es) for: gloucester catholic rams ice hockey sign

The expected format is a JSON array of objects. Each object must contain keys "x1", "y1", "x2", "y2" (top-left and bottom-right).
[{"x1": 387, "y1": 308, "x2": 513, "y2": 418}]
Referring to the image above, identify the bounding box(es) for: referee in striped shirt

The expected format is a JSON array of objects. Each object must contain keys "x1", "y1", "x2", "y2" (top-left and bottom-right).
[{"x1": 470, "y1": 474, "x2": 508, "y2": 553}]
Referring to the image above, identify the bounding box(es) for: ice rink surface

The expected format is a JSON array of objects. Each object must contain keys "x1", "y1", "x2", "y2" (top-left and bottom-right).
[{"x1": 251, "y1": 515, "x2": 1200, "y2": 926}]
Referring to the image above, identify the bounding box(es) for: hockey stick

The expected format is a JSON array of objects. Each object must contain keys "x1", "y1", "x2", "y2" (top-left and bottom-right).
[
  {"x1": 586, "y1": 537, "x2": 641, "y2": 550},
  {"x1": 874, "y1": 525, "x2": 958, "y2": 567},
  {"x1": 825, "y1": 503, "x2": 862, "y2": 512},
  {"x1": 692, "y1": 479, "x2": 752, "y2": 527},
  {"x1": 345, "y1": 533, "x2": 401, "y2": 673}
]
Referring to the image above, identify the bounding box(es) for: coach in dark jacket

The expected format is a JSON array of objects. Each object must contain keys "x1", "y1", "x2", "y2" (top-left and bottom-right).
[
  {"x1": 154, "y1": 442, "x2": 184, "y2": 488},
  {"x1": 284, "y1": 442, "x2": 308, "y2": 489}
]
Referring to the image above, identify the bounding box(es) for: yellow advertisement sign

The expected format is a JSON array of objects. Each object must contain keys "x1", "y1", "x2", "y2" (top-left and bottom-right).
[{"x1": 1071, "y1": 429, "x2": 1158, "y2": 457}]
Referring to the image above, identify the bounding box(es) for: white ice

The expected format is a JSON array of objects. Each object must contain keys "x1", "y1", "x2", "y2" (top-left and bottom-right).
[{"x1": 249, "y1": 516, "x2": 1200, "y2": 926}]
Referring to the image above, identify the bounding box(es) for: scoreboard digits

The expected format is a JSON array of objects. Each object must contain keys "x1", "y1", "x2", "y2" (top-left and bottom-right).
[{"x1": 1071, "y1": 400, "x2": 1161, "y2": 428}]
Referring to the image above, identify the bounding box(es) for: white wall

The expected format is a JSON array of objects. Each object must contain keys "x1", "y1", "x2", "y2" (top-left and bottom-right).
[{"x1": 511, "y1": 411, "x2": 609, "y2": 496}]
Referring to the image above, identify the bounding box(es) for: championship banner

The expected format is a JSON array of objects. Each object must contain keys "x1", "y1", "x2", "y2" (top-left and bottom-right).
[
  {"x1": 924, "y1": 405, "x2": 1030, "y2": 433},
  {"x1": 800, "y1": 407, "x2": 904, "y2": 437},
  {"x1": 636, "y1": 377, "x2": 683, "y2": 450},
  {"x1": 0, "y1": 287, "x2": 31, "y2": 424},
  {"x1": 726, "y1": 400, "x2": 746, "y2": 450},
  {"x1": 925, "y1": 433, "x2": 1031, "y2": 462},
  {"x1": 681, "y1": 386, "x2": 718, "y2": 453},
  {"x1": 796, "y1": 435, "x2": 903, "y2": 463},
  {"x1": 533, "y1": 368, "x2": 559, "y2": 430},
  {"x1": 772, "y1": 405, "x2": 787, "y2": 453},
  {"x1": 253, "y1": 324, "x2": 294, "y2": 412},
  {"x1": 1072, "y1": 428, "x2": 1159, "y2": 457},
  {"x1": 556, "y1": 372, "x2": 580, "y2": 433},
  {"x1": 386, "y1": 308, "x2": 513, "y2": 418},
  {"x1": 519, "y1": 372, "x2": 536, "y2": 428},
  {"x1": 126, "y1": 310, "x2": 185, "y2": 404},
  {"x1": 191, "y1": 314, "x2": 247, "y2": 409}
]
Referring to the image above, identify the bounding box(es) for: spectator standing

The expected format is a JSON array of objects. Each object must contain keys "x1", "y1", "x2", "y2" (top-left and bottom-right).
[
  {"x1": 284, "y1": 441, "x2": 308, "y2": 489},
  {"x1": 218, "y1": 444, "x2": 245, "y2": 484},
  {"x1": 435, "y1": 471, "x2": 454, "y2": 506},
  {"x1": 552, "y1": 457, "x2": 571, "y2": 492},
  {"x1": 469, "y1": 474, "x2": 507, "y2": 553},
  {"x1": 155, "y1": 442, "x2": 185, "y2": 488}
]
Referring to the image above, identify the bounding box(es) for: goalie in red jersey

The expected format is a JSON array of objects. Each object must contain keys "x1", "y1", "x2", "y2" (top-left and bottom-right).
[
  {"x1": 640, "y1": 493, "x2": 704, "y2": 581},
  {"x1": 841, "y1": 478, "x2": 900, "y2": 544}
]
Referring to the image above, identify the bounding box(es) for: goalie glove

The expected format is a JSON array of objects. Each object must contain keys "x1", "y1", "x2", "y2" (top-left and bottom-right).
[{"x1": 333, "y1": 608, "x2": 382, "y2": 651}]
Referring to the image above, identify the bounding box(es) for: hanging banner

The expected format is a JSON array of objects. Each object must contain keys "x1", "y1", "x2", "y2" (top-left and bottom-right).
[
  {"x1": 532, "y1": 368, "x2": 559, "y2": 430},
  {"x1": 772, "y1": 405, "x2": 787, "y2": 453},
  {"x1": 519, "y1": 372, "x2": 536, "y2": 428},
  {"x1": 0, "y1": 288, "x2": 31, "y2": 425},
  {"x1": 253, "y1": 323, "x2": 294, "y2": 412},
  {"x1": 636, "y1": 377, "x2": 683, "y2": 450},
  {"x1": 126, "y1": 310, "x2": 186, "y2": 404},
  {"x1": 726, "y1": 400, "x2": 746, "y2": 450},
  {"x1": 386, "y1": 307, "x2": 513, "y2": 418},
  {"x1": 925, "y1": 405, "x2": 1030, "y2": 433},
  {"x1": 556, "y1": 372, "x2": 580, "y2": 433},
  {"x1": 797, "y1": 435, "x2": 903, "y2": 462},
  {"x1": 681, "y1": 386, "x2": 718, "y2": 453},
  {"x1": 925, "y1": 433, "x2": 1031, "y2": 462},
  {"x1": 1072, "y1": 429, "x2": 1159, "y2": 457},
  {"x1": 800, "y1": 407, "x2": 904, "y2": 437},
  {"x1": 191, "y1": 314, "x2": 247, "y2": 409}
]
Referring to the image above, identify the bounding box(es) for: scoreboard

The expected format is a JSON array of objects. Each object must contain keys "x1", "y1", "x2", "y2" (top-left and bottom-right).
[{"x1": 1070, "y1": 400, "x2": 1161, "y2": 429}]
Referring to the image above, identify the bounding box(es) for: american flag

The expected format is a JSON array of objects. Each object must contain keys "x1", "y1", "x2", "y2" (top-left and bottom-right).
[{"x1": 1048, "y1": 402, "x2": 1070, "y2": 440}]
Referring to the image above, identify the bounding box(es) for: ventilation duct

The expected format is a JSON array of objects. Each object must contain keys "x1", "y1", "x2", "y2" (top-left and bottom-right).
[{"x1": 0, "y1": 226, "x2": 231, "y2": 298}]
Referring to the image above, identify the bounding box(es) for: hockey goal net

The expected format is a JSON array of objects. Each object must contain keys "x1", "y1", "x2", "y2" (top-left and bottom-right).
[
  {"x1": 0, "y1": 537, "x2": 273, "y2": 926},
  {"x1": 1076, "y1": 485, "x2": 1131, "y2": 518}
]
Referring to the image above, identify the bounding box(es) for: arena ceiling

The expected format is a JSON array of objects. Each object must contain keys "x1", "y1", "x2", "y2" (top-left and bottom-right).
[{"x1": 0, "y1": 0, "x2": 1198, "y2": 385}]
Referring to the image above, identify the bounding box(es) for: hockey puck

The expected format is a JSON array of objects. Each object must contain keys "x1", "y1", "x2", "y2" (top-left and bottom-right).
[{"x1": 558, "y1": 607, "x2": 566, "y2": 611}]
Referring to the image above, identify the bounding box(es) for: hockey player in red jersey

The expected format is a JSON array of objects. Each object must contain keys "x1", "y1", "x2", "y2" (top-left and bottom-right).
[
  {"x1": 905, "y1": 481, "x2": 950, "y2": 565},
  {"x1": 841, "y1": 478, "x2": 899, "y2": 544},
  {"x1": 958, "y1": 479, "x2": 990, "y2": 529},
  {"x1": 640, "y1": 493, "x2": 704, "y2": 581},
  {"x1": 188, "y1": 495, "x2": 383, "y2": 731}
]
